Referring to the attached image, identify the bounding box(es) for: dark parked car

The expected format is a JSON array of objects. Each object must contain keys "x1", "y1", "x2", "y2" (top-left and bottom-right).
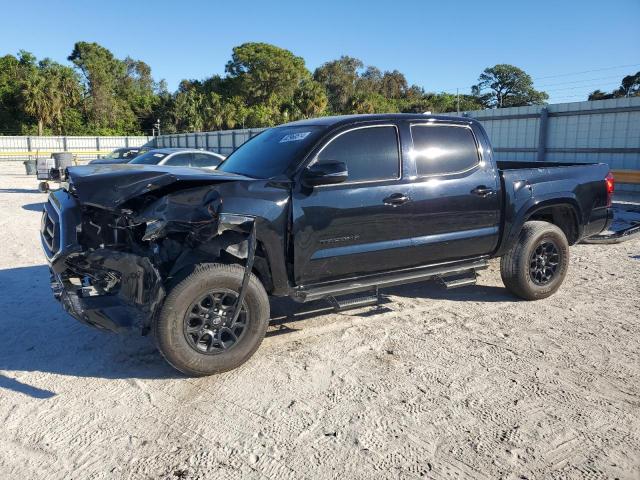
[
  {"x1": 128, "y1": 148, "x2": 225, "y2": 169},
  {"x1": 41, "y1": 114, "x2": 614, "y2": 376},
  {"x1": 89, "y1": 147, "x2": 150, "y2": 165}
]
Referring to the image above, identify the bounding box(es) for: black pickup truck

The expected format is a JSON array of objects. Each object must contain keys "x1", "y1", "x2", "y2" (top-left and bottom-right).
[{"x1": 41, "y1": 114, "x2": 614, "y2": 376}]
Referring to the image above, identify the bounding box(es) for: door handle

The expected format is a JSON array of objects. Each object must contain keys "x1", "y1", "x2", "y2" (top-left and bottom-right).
[
  {"x1": 383, "y1": 193, "x2": 411, "y2": 206},
  {"x1": 470, "y1": 186, "x2": 496, "y2": 197}
]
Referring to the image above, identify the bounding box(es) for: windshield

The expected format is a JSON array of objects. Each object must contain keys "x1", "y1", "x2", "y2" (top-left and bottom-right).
[
  {"x1": 218, "y1": 126, "x2": 325, "y2": 178},
  {"x1": 129, "y1": 151, "x2": 168, "y2": 165},
  {"x1": 104, "y1": 149, "x2": 126, "y2": 159}
]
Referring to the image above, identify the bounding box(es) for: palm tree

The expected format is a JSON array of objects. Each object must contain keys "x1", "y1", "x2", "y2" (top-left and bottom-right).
[
  {"x1": 22, "y1": 73, "x2": 51, "y2": 135},
  {"x1": 50, "y1": 66, "x2": 81, "y2": 133}
]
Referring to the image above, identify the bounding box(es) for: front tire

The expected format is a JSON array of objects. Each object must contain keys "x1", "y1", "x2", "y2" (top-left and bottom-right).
[
  {"x1": 500, "y1": 221, "x2": 569, "y2": 300},
  {"x1": 155, "y1": 263, "x2": 270, "y2": 376}
]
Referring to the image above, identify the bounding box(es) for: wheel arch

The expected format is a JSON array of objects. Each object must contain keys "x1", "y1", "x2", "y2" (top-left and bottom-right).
[
  {"x1": 165, "y1": 234, "x2": 275, "y2": 294},
  {"x1": 499, "y1": 196, "x2": 583, "y2": 255},
  {"x1": 523, "y1": 199, "x2": 582, "y2": 245}
]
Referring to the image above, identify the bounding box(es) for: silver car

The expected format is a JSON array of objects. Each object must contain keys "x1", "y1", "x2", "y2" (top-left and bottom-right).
[{"x1": 128, "y1": 148, "x2": 225, "y2": 169}]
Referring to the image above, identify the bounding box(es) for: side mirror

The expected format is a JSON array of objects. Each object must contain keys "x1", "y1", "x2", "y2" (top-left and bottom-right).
[{"x1": 302, "y1": 161, "x2": 348, "y2": 186}]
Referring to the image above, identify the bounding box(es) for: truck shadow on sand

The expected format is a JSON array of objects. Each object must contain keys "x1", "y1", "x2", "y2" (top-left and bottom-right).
[
  {"x1": 22, "y1": 202, "x2": 44, "y2": 212},
  {"x1": 0, "y1": 265, "x2": 514, "y2": 393},
  {"x1": 0, "y1": 187, "x2": 40, "y2": 194},
  {"x1": 267, "y1": 280, "x2": 515, "y2": 337}
]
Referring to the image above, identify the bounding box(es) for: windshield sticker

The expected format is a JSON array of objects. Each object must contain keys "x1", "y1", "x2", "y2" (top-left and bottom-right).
[{"x1": 279, "y1": 132, "x2": 311, "y2": 143}]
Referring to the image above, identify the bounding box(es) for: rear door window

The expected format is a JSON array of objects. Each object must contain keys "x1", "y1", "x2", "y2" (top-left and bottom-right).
[
  {"x1": 316, "y1": 126, "x2": 400, "y2": 183},
  {"x1": 191, "y1": 153, "x2": 222, "y2": 168},
  {"x1": 411, "y1": 125, "x2": 479, "y2": 176},
  {"x1": 163, "y1": 153, "x2": 193, "y2": 166}
]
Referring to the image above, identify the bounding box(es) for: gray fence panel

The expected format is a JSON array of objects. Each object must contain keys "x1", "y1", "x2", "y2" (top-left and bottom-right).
[
  {"x1": 0, "y1": 135, "x2": 153, "y2": 161},
  {"x1": 153, "y1": 128, "x2": 267, "y2": 156},
  {"x1": 454, "y1": 97, "x2": 640, "y2": 192}
]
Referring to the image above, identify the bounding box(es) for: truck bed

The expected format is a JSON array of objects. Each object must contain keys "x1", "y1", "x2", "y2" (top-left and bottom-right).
[
  {"x1": 496, "y1": 160, "x2": 595, "y2": 170},
  {"x1": 494, "y1": 159, "x2": 612, "y2": 255}
]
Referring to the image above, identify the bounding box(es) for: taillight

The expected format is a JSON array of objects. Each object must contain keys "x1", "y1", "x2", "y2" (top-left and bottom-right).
[{"x1": 605, "y1": 172, "x2": 615, "y2": 207}]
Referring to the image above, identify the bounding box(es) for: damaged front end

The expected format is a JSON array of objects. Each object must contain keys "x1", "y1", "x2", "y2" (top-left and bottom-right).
[{"x1": 41, "y1": 166, "x2": 258, "y2": 334}]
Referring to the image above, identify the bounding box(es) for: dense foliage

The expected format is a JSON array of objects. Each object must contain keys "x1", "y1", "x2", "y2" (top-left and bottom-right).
[
  {"x1": 588, "y1": 72, "x2": 640, "y2": 100},
  {"x1": 1, "y1": 41, "x2": 555, "y2": 136},
  {"x1": 471, "y1": 64, "x2": 548, "y2": 108}
]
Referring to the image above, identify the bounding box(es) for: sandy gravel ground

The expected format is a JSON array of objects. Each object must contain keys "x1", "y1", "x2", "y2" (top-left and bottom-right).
[{"x1": 0, "y1": 163, "x2": 639, "y2": 480}]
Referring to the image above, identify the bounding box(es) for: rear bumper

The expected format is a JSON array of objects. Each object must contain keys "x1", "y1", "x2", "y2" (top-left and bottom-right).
[
  {"x1": 603, "y1": 207, "x2": 614, "y2": 232},
  {"x1": 580, "y1": 206, "x2": 614, "y2": 241},
  {"x1": 582, "y1": 206, "x2": 640, "y2": 244}
]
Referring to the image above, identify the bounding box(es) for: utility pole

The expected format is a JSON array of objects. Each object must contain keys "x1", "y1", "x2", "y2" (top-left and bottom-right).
[
  {"x1": 154, "y1": 119, "x2": 161, "y2": 137},
  {"x1": 456, "y1": 88, "x2": 460, "y2": 115}
]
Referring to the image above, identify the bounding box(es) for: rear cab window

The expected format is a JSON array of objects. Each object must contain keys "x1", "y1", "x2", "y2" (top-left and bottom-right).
[
  {"x1": 410, "y1": 124, "x2": 480, "y2": 176},
  {"x1": 316, "y1": 125, "x2": 400, "y2": 183}
]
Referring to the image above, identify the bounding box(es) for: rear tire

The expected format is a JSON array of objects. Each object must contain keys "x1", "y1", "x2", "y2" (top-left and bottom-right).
[
  {"x1": 500, "y1": 221, "x2": 569, "y2": 300},
  {"x1": 155, "y1": 263, "x2": 270, "y2": 376}
]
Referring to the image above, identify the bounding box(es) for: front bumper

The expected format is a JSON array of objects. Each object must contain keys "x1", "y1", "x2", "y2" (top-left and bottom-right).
[
  {"x1": 50, "y1": 270, "x2": 157, "y2": 332},
  {"x1": 47, "y1": 250, "x2": 165, "y2": 333},
  {"x1": 41, "y1": 190, "x2": 165, "y2": 333}
]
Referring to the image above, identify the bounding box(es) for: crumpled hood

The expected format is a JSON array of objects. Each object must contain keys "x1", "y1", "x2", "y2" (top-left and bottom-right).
[{"x1": 66, "y1": 163, "x2": 251, "y2": 210}]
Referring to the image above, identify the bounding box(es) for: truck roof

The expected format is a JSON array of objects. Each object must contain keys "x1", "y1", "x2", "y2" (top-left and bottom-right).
[{"x1": 282, "y1": 113, "x2": 474, "y2": 128}]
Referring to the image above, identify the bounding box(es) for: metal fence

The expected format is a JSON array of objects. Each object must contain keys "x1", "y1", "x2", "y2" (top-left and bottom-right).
[
  {"x1": 155, "y1": 128, "x2": 266, "y2": 156},
  {"x1": 156, "y1": 97, "x2": 640, "y2": 174},
  {"x1": 0, "y1": 135, "x2": 154, "y2": 162},
  {"x1": 451, "y1": 97, "x2": 640, "y2": 191},
  {"x1": 2, "y1": 98, "x2": 638, "y2": 191}
]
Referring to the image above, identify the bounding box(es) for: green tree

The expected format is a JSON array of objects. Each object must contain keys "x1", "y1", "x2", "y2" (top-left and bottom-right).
[
  {"x1": 21, "y1": 70, "x2": 49, "y2": 135},
  {"x1": 617, "y1": 72, "x2": 640, "y2": 97},
  {"x1": 380, "y1": 70, "x2": 408, "y2": 99},
  {"x1": 588, "y1": 71, "x2": 640, "y2": 101},
  {"x1": 68, "y1": 42, "x2": 127, "y2": 130},
  {"x1": 19, "y1": 56, "x2": 81, "y2": 135},
  {"x1": 472, "y1": 64, "x2": 548, "y2": 108},
  {"x1": 314, "y1": 56, "x2": 363, "y2": 114},
  {"x1": 292, "y1": 79, "x2": 328, "y2": 118},
  {"x1": 348, "y1": 92, "x2": 399, "y2": 114},
  {"x1": 68, "y1": 41, "x2": 159, "y2": 134},
  {"x1": 356, "y1": 66, "x2": 383, "y2": 95},
  {"x1": 172, "y1": 88, "x2": 206, "y2": 132},
  {"x1": 587, "y1": 89, "x2": 614, "y2": 101},
  {"x1": 0, "y1": 54, "x2": 28, "y2": 134},
  {"x1": 225, "y1": 42, "x2": 310, "y2": 106}
]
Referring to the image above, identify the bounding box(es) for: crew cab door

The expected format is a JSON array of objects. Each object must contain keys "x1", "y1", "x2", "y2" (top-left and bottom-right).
[
  {"x1": 292, "y1": 124, "x2": 415, "y2": 285},
  {"x1": 404, "y1": 122, "x2": 500, "y2": 264}
]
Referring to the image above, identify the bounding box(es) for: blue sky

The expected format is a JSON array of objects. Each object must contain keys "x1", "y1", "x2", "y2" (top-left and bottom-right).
[{"x1": 1, "y1": 0, "x2": 639, "y2": 104}]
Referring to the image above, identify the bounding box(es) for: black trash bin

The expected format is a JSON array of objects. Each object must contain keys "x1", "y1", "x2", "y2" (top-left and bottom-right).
[
  {"x1": 23, "y1": 159, "x2": 37, "y2": 175},
  {"x1": 52, "y1": 152, "x2": 74, "y2": 170}
]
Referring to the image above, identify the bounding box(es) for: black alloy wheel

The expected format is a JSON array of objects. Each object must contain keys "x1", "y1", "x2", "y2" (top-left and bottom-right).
[
  {"x1": 183, "y1": 289, "x2": 248, "y2": 354},
  {"x1": 529, "y1": 240, "x2": 560, "y2": 285}
]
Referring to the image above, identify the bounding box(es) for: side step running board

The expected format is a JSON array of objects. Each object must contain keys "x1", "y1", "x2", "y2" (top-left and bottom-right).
[
  {"x1": 296, "y1": 258, "x2": 489, "y2": 302},
  {"x1": 439, "y1": 271, "x2": 477, "y2": 289},
  {"x1": 327, "y1": 289, "x2": 380, "y2": 312}
]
